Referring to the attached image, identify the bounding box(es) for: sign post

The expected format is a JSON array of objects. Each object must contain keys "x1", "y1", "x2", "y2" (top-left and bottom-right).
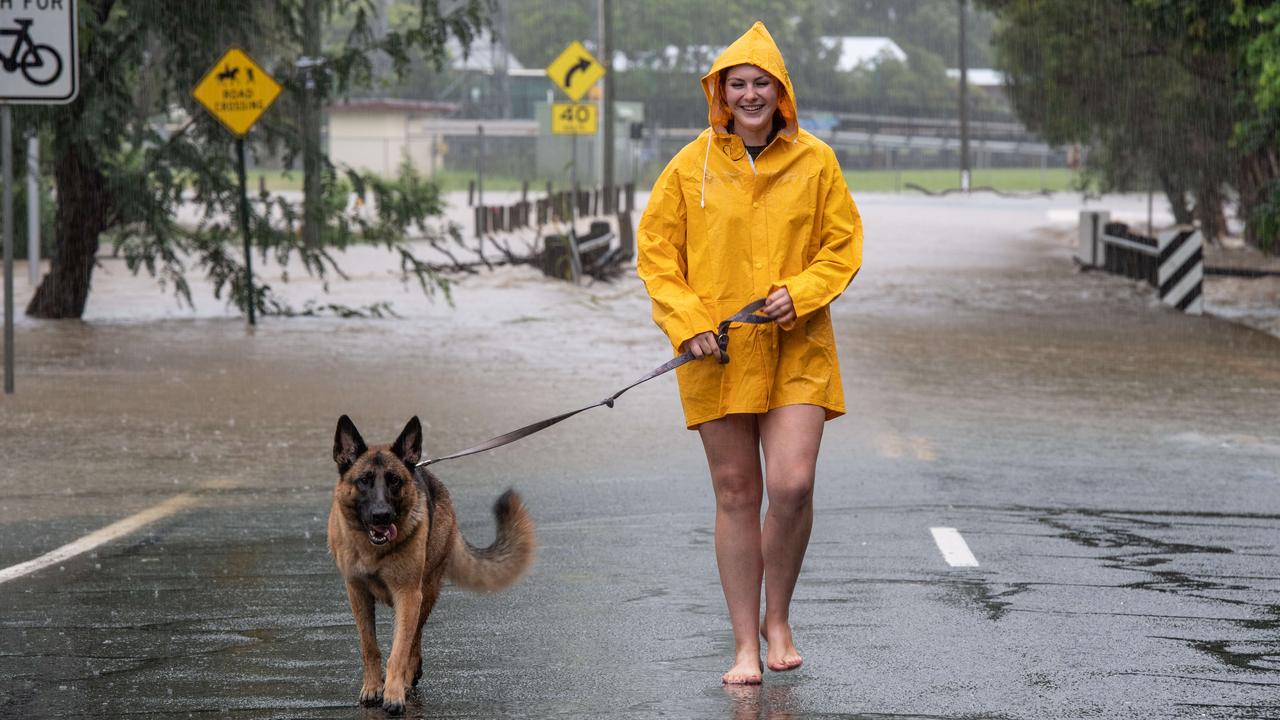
[
  {"x1": 26, "y1": 134, "x2": 38, "y2": 286},
  {"x1": 0, "y1": 0, "x2": 79, "y2": 394},
  {"x1": 545, "y1": 42, "x2": 604, "y2": 284},
  {"x1": 3, "y1": 107, "x2": 12, "y2": 395},
  {"x1": 192, "y1": 48, "x2": 282, "y2": 326}
]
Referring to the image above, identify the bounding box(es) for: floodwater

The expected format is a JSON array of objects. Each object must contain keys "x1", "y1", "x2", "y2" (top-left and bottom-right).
[{"x1": 1, "y1": 192, "x2": 1278, "y2": 718}]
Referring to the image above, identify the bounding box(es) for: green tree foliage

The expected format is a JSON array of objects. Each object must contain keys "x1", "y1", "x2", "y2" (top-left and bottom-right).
[
  {"x1": 1237, "y1": 1, "x2": 1280, "y2": 109},
  {"x1": 18, "y1": 0, "x2": 487, "y2": 319},
  {"x1": 981, "y1": 0, "x2": 1280, "y2": 250},
  {"x1": 1232, "y1": 1, "x2": 1280, "y2": 251}
]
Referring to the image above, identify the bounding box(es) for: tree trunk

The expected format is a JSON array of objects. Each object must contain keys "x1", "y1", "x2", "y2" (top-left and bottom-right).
[
  {"x1": 1157, "y1": 171, "x2": 1194, "y2": 225},
  {"x1": 26, "y1": 141, "x2": 112, "y2": 319},
  {"x1": 1193, "y1": 183, "x2": 1228, "y2": 247},
  {"x1": 1237, "y1": 144, "x2": 1279, "y2": 254}
]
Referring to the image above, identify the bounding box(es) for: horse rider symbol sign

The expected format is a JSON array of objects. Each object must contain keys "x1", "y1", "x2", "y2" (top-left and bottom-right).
[{"x1": 192, "y1": 47, "x2": 282, "y2": 137}]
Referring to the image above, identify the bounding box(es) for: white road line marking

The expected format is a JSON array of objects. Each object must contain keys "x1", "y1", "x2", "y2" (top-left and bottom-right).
[
  {"x1": 930, "y1": 527, "x2": 980, "y2": 567},
  {"x1": 876, "y1": 432, "x2": 937, "y2": 461},
  {"x1": 876, "y1": 432, "x2": 903, "y2": 458},
  {"x1": 910, "y1": 436, "x2": 936, "y2": 462},
  {"x1": 0, "y1": 493, "x2": 199, "y2": 585}
]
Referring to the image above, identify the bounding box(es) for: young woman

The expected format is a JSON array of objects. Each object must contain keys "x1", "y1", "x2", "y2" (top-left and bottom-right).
[{"x1": 637, "y1": 22, "x2": 863, "y2": 685}]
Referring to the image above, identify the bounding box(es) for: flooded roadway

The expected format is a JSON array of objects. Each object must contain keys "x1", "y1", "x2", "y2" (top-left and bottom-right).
[{"x1": 1, "y1": 193, "x2": 1278, "y2": 718}]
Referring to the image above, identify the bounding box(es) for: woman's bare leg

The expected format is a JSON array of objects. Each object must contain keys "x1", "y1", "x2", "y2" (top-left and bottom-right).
[
  {"x1": 758, "y1": 404, "x2": 825, "y2": 671},
  {"x1": 698, "y1": 413, "x2": 765, "y2": 684}
]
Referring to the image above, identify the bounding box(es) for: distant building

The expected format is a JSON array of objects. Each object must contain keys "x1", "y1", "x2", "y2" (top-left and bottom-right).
[
  {"x1": 611, "y1": 45, "x2": 723, "y2": 74},
  {"x1": 445, "y1": 30, "x2": 549, "y2": 119},
  {"x1": 819, "y1": 36, "x2": 908, "y2": 71},
  {"x1": 446, "y1": 30, "x2": 527, "y2": 74},
  {"x1": 946, "y1": 68, "x2": 1007, "y2": 90},
  {"x1": 327, "y1": 99, "x2": 457, "y2": 177}
]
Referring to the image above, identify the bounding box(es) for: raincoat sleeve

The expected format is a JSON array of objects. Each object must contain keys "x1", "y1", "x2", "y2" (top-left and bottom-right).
[
  {"x1": 773, "y1": 152, "x2": 862, "y2": 330},
  {"x1": 637, "y1": 163, "x2": 717, "y2": 351}
]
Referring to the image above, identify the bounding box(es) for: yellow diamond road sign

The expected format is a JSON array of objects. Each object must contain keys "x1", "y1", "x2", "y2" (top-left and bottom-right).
[
  {"x1": 192, "y1": 48, "x2": 282, "y2": 137},
  {"x1": 546, "y1": 41, "x2": 605, "y2": 102}
]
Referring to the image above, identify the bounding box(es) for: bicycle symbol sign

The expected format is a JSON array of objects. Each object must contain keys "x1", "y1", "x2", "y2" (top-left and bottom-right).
[{"x1": 0, "y1": 1, "x2": 78, "y2": 103}]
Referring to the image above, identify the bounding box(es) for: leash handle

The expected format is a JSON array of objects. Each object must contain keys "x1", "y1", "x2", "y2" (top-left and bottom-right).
[
  {"x1": 715, "y1": 297, "x2": 771, "y2": 364},
  {"x1": 417, "y1": 299, "x2": 773, "y2": 468}
]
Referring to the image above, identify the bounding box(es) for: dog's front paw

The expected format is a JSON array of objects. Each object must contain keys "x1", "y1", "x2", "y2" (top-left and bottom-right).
[
  {"x1": 358, "y1": 682, "x2": 383, "y2": 707},
  {"x1": 382, "y1": 695, "x2": 406, "y2": 715}
]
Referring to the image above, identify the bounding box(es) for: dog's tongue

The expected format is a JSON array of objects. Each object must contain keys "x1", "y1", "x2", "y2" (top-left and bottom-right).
[{"x1": 369, "y1": 524, "x2": 399, "y2": 545}]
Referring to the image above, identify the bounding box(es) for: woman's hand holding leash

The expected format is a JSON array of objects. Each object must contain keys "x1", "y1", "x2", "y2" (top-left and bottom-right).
[
  {"x1": 683, "y1": 331, "x2": 724, "y2": 362},
  {"x1": 762, "y1": 287, "x2": 796, "y2": 326},
  {"x1": 683, "y1": 291, "x2": 791, "y2": 364}
]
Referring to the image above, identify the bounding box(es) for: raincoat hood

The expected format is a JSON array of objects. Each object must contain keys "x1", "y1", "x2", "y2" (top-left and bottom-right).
[{"x1": 701, "y1": 21, "x2": 799, "y2": 142}]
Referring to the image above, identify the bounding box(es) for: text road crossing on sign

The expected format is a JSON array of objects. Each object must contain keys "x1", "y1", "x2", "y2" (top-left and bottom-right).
[
  {"x1": 545, "y1": 41, "x2": 604, "y2": 102},
  {"x1": 192, "y1": 47, "x2": 282, "y2": 137}
]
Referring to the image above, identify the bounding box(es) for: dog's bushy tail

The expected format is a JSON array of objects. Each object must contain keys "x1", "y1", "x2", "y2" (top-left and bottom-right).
[{"x1": 446, "y1": 489, "x2": 535, "y2": 593}]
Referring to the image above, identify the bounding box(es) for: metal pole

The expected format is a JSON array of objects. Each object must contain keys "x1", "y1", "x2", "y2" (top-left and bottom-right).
[
  {"x1": 475, "y1": 124, "x2": 484, "y2": 238},
  {"x1": 570, "y1": 135, "x2": 578, "y2": 217},
  {"x1": 958, "y1": 0, "x2": 970, "y2": 193},
  {"x1": 494, "y1": 0, "x2": 511, "y2": 119},
  {"x1": 236, "y1": 138, "x2": 256, "y2": 326},
  {"x1": 568, "y1": 133, "x2": 582, "y2": 283},
  {"x1": 3, "y1": 106, "x2": 14, "y2": 394},
  {"x1": 26, "y1": 134, "x2": 38, "y2": 286},
  {"x1": 301, "y1": 0, "x2": 323, "y2": 249},
  {"x1": 1148, "y1": 186, "x2": 1154, "y2": 237},
  {"x1": 598, "y1": 0, "x2": 614, "y2": 194}
]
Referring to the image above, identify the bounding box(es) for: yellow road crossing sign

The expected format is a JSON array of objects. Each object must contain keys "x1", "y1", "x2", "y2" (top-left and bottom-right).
[
  {"x1": 551, "y1": 103, "x2": 598, "y2": 135},
  {"x1": 546, "y1": 41, "x2": 605, "y2": 102},
  {"x1": 192, "y1": 48, "x2": 282, "y2": 137}
]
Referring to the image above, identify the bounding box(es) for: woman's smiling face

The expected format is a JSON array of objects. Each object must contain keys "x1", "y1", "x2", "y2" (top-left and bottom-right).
[{"x1": 722, "y1": 64, "x2": 778, "y2": 143}]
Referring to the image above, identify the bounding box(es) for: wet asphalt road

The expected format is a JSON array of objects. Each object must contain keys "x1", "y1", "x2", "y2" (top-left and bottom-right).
[{"x1": 1, "y1": 194, "x2": 1278, "y2": 719}]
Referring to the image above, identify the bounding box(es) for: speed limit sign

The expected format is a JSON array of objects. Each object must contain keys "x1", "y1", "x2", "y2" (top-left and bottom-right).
[{"x1": 551, "y1": 103, "x2": 597, "y2": 135}]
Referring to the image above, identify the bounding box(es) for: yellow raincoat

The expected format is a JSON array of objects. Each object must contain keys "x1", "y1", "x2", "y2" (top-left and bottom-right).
[{"x1": 637, "y1": 21, "x2": 863, "y2": 429}]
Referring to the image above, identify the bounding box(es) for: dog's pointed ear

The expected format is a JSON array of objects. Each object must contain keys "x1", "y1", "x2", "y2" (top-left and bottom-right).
[
  {"x1": 392, "y1": 416, "x2": 423, "y2": 466},
  {"x1": 334, "y1": 415, "x2": 367, "y2": 475}
]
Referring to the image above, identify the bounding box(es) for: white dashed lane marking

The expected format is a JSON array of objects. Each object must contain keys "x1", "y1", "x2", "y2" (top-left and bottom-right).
[
  {"x1": 930, "y1": 527, "x2": 980, "y2": 567},
  {"x1": 876, "y1": 432, "x2": 936, "y2": 461},
  {"x1": 0, "y1": 484, "x2": 222, "y2": 584}
]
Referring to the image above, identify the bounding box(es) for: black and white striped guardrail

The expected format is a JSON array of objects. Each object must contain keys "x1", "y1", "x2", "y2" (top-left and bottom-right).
[{"x1": 1077, "y1": 211, "x2": 1203, "y2": 315}]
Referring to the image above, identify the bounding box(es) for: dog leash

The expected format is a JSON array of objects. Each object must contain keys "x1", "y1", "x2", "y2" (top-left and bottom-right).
[{"x1": 417, "y1": 299, "x2": 774, "y2": 468}]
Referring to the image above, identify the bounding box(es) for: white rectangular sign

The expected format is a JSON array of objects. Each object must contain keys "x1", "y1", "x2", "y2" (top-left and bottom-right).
[{"x1": 0, "y1": 0, "x2": 78, "y2": 104}]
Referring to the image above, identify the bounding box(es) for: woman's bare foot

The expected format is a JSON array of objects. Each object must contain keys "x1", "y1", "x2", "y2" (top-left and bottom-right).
[
  {"x1": 722, "y1": 649, "x2": 764, "y2": 685},
  {"x1": 760, "y1": 621, "x2": 803, "y2": 671}
]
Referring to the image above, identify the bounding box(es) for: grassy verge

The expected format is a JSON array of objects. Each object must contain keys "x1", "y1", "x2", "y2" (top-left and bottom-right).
[
  {"x1": 244, "y1": 169, "x2": 305, "y2": 192},
  {"x1": 845, "y1": 167, "x2": 1082, "y2": 193},
  {"x1": 246, "y1": 166, "x2": 1085, "y2": 196}
]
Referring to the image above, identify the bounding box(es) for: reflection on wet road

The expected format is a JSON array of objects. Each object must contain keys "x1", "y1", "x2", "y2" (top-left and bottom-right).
[{"x1": 1, "y1": 193, "x2": 1278, "y2": 718}]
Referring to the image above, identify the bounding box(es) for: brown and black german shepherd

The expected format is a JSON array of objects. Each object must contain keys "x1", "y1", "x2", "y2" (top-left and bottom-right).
[{"x1": 328, "y1": 415, "x2": 535, "y2": 714}]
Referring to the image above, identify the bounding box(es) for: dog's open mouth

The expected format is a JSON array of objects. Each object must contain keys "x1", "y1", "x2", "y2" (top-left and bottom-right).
[{"x1": 367, "y1": 524, "x2": 398, "y2": 546}]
